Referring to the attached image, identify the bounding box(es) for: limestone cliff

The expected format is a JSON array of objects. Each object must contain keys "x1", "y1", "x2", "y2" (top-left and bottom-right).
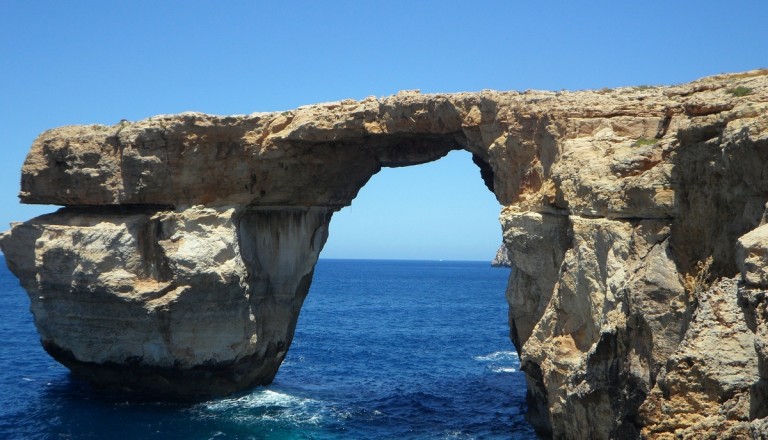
[{"x1": 2, "y1": 70, "x2": 768, "y2": 438}]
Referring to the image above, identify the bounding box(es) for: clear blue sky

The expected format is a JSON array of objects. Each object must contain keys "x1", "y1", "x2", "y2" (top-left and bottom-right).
[{"x1": 1, "y1": 1, "x2": 766, "y2": 260}]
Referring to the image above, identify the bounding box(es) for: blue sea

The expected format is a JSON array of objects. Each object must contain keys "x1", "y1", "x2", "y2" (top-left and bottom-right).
[{"x1": 0, "y1": 256, "x2": 536, "y2": 439}]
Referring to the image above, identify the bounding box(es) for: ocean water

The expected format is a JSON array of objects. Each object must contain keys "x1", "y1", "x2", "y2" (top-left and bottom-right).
[{"x1": 0, "y1": 256, "x2": 537, "y2": 439}]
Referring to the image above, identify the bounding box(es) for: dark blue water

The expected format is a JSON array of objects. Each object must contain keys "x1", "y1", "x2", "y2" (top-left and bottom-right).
[{"x1": 0, "y1": 256, "x2": 536, "y2": 439}]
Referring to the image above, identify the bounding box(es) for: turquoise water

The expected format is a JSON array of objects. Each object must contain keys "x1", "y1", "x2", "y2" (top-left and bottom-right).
[{"x1": 0, "y1": 257, "x2": 536, "y2": 439}]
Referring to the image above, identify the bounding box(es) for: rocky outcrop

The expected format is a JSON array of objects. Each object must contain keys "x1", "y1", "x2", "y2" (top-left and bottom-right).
[
  {"x1": 2, "y1": 70, "x2": 768, "y2": 436},
  {"x1": 1, "y1": 205, "x2": 330, "y2": 397},
  {"x1": 492, "y1": 244, "x2": 512, "y2": 267}
]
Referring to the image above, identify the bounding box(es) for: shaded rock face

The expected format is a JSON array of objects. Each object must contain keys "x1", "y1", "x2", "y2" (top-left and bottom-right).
[{"x1": 2, "y1": 71, "x2": 768, "y2": 436}]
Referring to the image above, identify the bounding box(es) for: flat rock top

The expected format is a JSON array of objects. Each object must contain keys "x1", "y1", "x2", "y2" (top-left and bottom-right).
[{"x1": 18, "y1": 69, "x2": 768, "y2": 209}]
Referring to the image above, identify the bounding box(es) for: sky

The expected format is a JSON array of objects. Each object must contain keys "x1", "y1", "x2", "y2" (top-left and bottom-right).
[{"x1": 1, "y1": 1, "x2": 766, "y2": 260}]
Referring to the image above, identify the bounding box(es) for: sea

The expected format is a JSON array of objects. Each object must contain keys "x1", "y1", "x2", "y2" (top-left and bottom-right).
[{"x1": 0, "y1": 256, "x2": 537, "y2": 439}]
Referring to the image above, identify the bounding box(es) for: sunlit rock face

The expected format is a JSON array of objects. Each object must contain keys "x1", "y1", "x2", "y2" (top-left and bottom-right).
[
  {"x1": 1, "y1": 205, "x2": 331, "y2": 398},
  {"x1": 3, "y1": 70, "x2": 768, "y2": 437}
]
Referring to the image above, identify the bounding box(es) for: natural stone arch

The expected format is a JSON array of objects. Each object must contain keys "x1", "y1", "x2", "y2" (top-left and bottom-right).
[
  {"x1": 3, "y1": 97, "x2": 511, "y2": 398},
  {"x1": 3, "y1": 71, "x2": 768, "y2": 438}
]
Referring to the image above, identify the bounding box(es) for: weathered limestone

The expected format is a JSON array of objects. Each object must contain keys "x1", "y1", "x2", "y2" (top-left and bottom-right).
[
  {"x1": 1, "y1": 206, "x2": 331, "y2": 397},
  {"x1": 641, "y1": 278, "x2": 759, "y2": 438},
  {"x1": 2, "y1": 70, "x2": 768, "y2": 437}
]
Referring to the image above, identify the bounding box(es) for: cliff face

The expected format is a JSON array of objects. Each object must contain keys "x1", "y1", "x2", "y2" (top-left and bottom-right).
[{"x1": 2, "y1": 71, "x2": 768, "y2": 437}]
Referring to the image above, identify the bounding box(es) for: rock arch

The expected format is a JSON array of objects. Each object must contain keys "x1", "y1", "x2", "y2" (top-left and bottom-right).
[{"x1": 3, "y1": 71, "x2": 768, "y2": 438}]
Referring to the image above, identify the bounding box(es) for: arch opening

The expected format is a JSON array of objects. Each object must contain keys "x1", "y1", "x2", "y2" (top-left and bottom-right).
[
  {"x1": 322, "y1": 149, "x2": 501, "y2": 261},
  {"x1": 266, "y1": 150, "x2": 535, "y2": 437}
]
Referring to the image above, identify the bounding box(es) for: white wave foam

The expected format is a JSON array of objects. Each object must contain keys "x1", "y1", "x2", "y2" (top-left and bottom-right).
[
  {"x1": 202, "y1": 389, "x2": 327, "y2": 426},
  {"x1": 205, "y1": 389, "x2": 313, "y2": 411},
  {"x1": 473, "y1": 351, "x2": 518, "y2": 363},
  {"x1": 441, "y1": 429, "x2": 475, "y2": 439},
  {"x1": 475, "y1": 350, "x2": 520, "y2": 374}
]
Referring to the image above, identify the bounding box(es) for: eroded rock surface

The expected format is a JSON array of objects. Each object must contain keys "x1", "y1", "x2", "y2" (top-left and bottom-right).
[
  {"x1": 1, "y1": 205, "x2": 330, "y2": 397},
  {"x1": 2, "y1": 70, "x2": 768, "y2": 437}
]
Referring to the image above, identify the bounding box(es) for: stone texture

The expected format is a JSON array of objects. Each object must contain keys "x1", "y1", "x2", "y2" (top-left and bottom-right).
[
  {"x1": 515, "y1": 215, "x2": 688, "y2": 439},
  {"x1": 1, "y1": 205, "x2": 331, "y2": 398},
  {"x1": 3, "y1": 69, "x2": 768, "y2": 436},
  {"x1": 640, "y1": 279, "x2": 757, "y2": 439},
  {"x1": 738, "y1": 222, "x2": 768, "y2": 288}
]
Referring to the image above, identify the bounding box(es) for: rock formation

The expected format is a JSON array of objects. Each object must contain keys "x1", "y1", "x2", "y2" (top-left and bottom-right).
[
  {"x1": 2, "y1": 70, "x2": 768, "y2": 438},
  {"x1": 492, "y1": 244, "x2": 512, "y2": 267}
]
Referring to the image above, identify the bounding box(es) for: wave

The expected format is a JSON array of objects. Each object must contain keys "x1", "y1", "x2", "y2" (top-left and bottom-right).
[
  {"x1": 441, "y1": 429, "x2": 477, "y2": 439},
  {"x1": 474, "y1": 351, "x2": 520, "y2": 376},
  {"x1": 204, "y1": 389, "x2": 315, "y2": 410},
  {"x1": 201, "y1": 389, "x2": 327, "y2": 426},
  {"x1": 473, "y1": 351, "x2": 519, "y2": 363}
]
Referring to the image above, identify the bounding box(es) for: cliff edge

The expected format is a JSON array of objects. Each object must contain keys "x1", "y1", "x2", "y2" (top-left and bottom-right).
[{"x1": 2, "y1": 70, "x2": 768, "y2": 438}]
